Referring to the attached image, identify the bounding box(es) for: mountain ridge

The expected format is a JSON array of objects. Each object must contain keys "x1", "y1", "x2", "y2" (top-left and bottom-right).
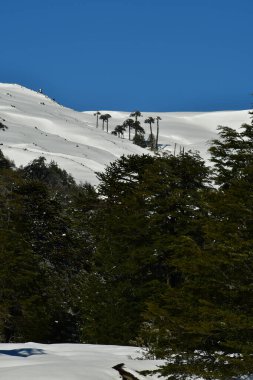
[{"x1": 0, "y1": 83, "x2": 250, "y2": 184}]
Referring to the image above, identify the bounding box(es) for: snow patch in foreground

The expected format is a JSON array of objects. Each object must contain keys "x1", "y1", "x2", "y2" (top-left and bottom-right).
[{"x1": 0, "y1": 343, "x2": 163, "y2": 380}]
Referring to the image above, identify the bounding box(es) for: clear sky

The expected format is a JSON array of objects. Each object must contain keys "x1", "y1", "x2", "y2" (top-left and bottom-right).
[{"x1": 1, "y1": 0, "x2": 252, "y2": 111}]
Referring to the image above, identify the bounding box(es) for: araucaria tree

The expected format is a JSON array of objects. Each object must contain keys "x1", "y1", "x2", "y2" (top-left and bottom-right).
[
  {"x1": 155, "y1": 116, "x2": 161, "y2": 150},
  {"x1": 144, "y1": 116, "x2": 155, "y2": 150},
  {"x1": 132, "y1": 122, "x2": 146, "y2": 147},
  {"x1": 111, "y1": 124, "x2": 125, "y2": 138},
  {"x1": 104, "y1": 113, "x2": 112, "y2": 133},
  {"x1": 123, "y1": 118, "x2": 135, "y2": 140},
  {"x1": 94, "y1": 111, "x2": 101, "y2": 128},
  {"x1": 99, "y1": 114, "x2": 107, "y2": 131},
  {"x1": 130, "y1": 110, "x2": 143, "y2": 122},
  {"x1": 130, "y1": 110, "x2": 143, "y2": 138}
]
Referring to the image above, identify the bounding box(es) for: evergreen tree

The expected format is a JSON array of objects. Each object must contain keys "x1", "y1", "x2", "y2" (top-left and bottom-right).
[
  {"x1": 81, "y1": 153, "x2": 210, "y2": 345},
  {"x1": 123, "y1": 118, "x2": 135, "y2": 140},
  {"x1": 0, "y1": 164, "x2": 51, "y2": 342},
  {"x1": 0, "y1": 149, "x2": 14, "y2": 169},
  {"x1": 132, "y1": 133, "x2": 146, "y2": 147},
  {"x1": 0, "y1": 229, "x2": 52, "y2": 342},
  {"x1": 104, "y1": 113, "x2": 112, "y2": 133},
  {"x1": 21, "y1": 156, "x2": 75, "y2": 189},
  {"x1": 112, "y1": 124, "x2": 126, "y2": 138},
  {"x1": 155, "y1": 116, "x2": 162, "y2": 150},
  {"x1": 130, "y1": 111, "x2": 143, "y2": 138},
  {"x1": 209, "y1": 113, "x2": 253, "y2": 187},
  {"x1": 94, "y1": 111, "x2": 101, "y2": 128},
  {"x1": 99, "y1": 114, "x2": 107, "y2": 130},
  {"x1": 138, "y1": 120, "x2": 253, "y2": 379},
  {"x1": 144, "y1": 117, "x2": 155, "y2": 149}
]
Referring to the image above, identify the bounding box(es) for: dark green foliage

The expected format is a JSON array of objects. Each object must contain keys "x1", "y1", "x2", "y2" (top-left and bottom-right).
[
  {"x1": 94, "y1": 111, "x2": 101, "y2": 128},
  {"x1": 129, "y1": 111, "x2": 143, "y2": 140},
  {"x1": 0, "y1": 154, "x2": 98, "y2": 343},
  {"x1": 81, "y1": 153, "x2": 210, "y2": 345},
  {"x1": 136, "y1": 119, "x2": 253, "y2": 379},
  {"x1": 155, "y1": 116, "x2": 162, "y2": 150},
  {"x1": 0, "y1": 229, "x2": 50, "y2": 342},
  {"x1": 21, "y1": 156, "x2": 75, "y2": 188},
  {"x1": 0, "y1": 168, "x2": 51, "y2": 342},
  {"x1": 144, "y1": 117, "x2": 155, "y2": 150},
  {"x1": 0, "y1": 149, "x2": 14, "y2": 169},
  {"x1": 130, "y1": 110, "x2": 143, "y2": 122},
  {"x1": 132, "y1": 133, "x2": 147, "y2": 147},
  {"x1": 99, "y1": 114, "x2": 111, "y2": 132},
  {"x1": 85, "y1": 144, "x2": 252, "y2": 379},
  {"x1": 112, "y1": 124, "x2": 126, "y2": 138},
  {"x1": 209, "y1": 111, "x2": 253, "y2": 186},
  {"x1": 123, "y1": 118, "x2": 135, "y2": 140}
]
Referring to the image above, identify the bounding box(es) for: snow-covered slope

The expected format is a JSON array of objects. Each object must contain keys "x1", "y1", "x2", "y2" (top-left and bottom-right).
[
  {"x1": 0, "y1": 84, "x2": 146, "y2": 185},
  {"x1": 0, "y1": 343, "x2": 163, "y2": 380},
  {"x1": 0, "y1": 83, "x2": 250, "y2": 184},
  {"x1": 83, "y1": 109, "x2": 251, "y2": 159}
]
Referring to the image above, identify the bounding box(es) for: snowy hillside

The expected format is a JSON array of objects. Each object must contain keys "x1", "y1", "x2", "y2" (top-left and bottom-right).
[
  {"x1": 0, "y1": 84, "x2": 145, "y2": 185},
  {"x1": 0, "y1": 83, "x2": 250, "y2": 185},
  {"x1": 0, "y1": 343, "x2": 163, "y2": 380},
  {"x1": 84, "y1": 109, "x2": 251, "y2": 159}
]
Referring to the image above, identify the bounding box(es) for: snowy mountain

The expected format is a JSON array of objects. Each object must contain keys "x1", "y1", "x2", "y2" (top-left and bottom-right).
[
  {"x1": 0, "y1": 84, "x2": 145, "y2": 185},
  {"x1": 0, "y1": 83, "x2": 250, "y2": 185}
]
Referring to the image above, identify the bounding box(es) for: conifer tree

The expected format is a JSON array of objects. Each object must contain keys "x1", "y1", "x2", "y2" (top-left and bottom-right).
[
  {"x1": 94, "y1": 111, "x2": 101, "y2": 128},
  {"x1": 81, "y1": 153, "x2": 210, "y2": 345},
  {"x1": 144, "y1": 117, "x2": 156, "y2": 150},
  {"x1": 130, "y1": 111, "x2": 143, "y2": 138},
  {"x1": 99, "y1": 114, "x2": 107, "y2": 130},
  {"x1": 155, "y1": 116, "x2": 161, "y2": 150},
  {"x1": 123, "y1": 118, "x2": 134, "y2": 140},
  {"x1": 137, "y1": 119, "x2": 253, "y2": 380}
]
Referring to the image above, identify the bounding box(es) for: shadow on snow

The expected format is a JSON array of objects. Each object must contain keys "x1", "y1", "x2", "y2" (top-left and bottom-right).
[{"x1": 0, "y1": 348, "x2": 45, "y2": 357}]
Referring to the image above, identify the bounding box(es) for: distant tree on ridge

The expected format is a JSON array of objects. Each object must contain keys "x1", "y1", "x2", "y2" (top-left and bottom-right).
[
  {"x1": 94, "y1": 111, "x2": 101, "y2": 128},
  {"x1": 99, "y1": 114, "x2": 107, "y2": 131},
  {"x1": 155, "y1": 116, "x2": 162, "y2": 150}
]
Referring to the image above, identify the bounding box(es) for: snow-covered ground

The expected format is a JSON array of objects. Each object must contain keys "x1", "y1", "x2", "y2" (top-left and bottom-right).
[
  {"x1": 0, "y1": 84, "x2": 145, "y2": 185},
  {"x1": 0, "y1": 83, "x2": 251, "y2": 185},
  {"x1": 0, "y1": 343, "x2": 163, "y2": 380}
]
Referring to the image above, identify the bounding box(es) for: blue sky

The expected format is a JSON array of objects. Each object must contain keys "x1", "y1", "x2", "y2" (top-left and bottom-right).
[{"x1": 1, "y1": 0, "x2": 253, "y2": 111}]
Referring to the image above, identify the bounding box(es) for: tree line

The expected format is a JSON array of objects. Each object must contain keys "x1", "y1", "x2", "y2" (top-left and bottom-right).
[
  {"x1": 94, "y1": 110, "x2": 162, "y2": 150},
  {"x1": 1, "y1": 113, "x2": 253, "y2": 379}
]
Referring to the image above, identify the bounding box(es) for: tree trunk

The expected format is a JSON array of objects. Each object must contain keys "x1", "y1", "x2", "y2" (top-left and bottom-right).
[
  {"x1": 135, "y1": 116, "x2": 138, "y2": 138},
  {"x1": 149, "y1": 123, "x2": 153, "y2": 137},
  {"x1": 156, "y1": 120, "x2": 159, "y2": 150}
]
